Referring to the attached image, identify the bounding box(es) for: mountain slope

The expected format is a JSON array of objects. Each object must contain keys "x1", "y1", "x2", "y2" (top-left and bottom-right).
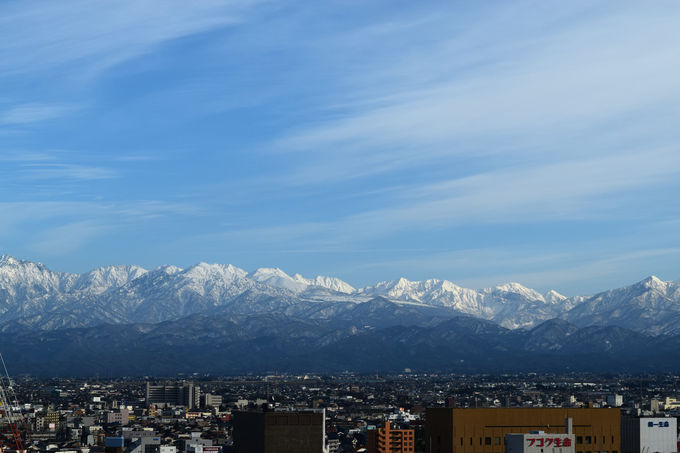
[
  {"x1": 0, "y1": 314, "x2": 674, "y2": 376},
  {"x1": 1, "y1": 255, "x2": 678, "y2": 336},
  {"x1": 360, "y1": 278, "x2": 576, "y2": 329},
  {"x1": 563, "y1": 276, "x2": 680, "y2": 335}
]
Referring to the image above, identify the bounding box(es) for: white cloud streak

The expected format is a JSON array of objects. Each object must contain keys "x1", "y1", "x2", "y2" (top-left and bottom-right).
[
  {"x1": 0, "y1": 103, "x2": 77, "y2": 125},
  {"x1": 0, "y1": 0, "x2": 260, "y2": 77},
  {"x1": 382, "y1": 148, "x2": 680, "y2": 226},
  {"x1": 20, "y1": 163, "x2": 117, "y2": 181},
  {"x1": 211, "y1": 147, "x2": 680, "y2": 248},
  {"x1": 30, "y1": 221, "x2": 111, "y2": 256},
  {"x1": 273, "y1": 3, "x2": 680, "y2": 183},
  {"x1": 0, "y1": 200, "x2": 197, "y2": 236}
]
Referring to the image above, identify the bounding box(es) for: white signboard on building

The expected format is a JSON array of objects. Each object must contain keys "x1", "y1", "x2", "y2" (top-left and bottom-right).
[{"x1": 507, "y1": 433, "x2": 576, "y2": 453}]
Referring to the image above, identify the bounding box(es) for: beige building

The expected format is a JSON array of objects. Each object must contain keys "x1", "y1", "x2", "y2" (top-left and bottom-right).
[{"x1": 426, "y1": 408, "x2": 621, "y2": 453}]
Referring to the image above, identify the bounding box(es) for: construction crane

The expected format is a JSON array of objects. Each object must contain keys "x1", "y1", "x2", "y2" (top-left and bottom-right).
[{"x1": 0, "y1": 353, "x2": 24, "y2": 453}]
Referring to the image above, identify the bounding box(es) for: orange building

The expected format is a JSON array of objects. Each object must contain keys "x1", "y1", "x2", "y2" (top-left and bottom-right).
[
  {"x1": 426, "y1": 408, "x2": 620, "y2": 453},
  {"x1": 367, "y1": 421, "x2": 415, "y2": 453}
]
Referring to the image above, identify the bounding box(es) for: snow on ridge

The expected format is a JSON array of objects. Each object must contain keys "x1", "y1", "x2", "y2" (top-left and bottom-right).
[
  {"x1": 3, "y1": 254, "x2": 680, "y2": 334},
  {"x1": 249, "y1": 267, "x2": 355, "y2": 294},
  {"x1": 544, "y1": 289, "x2": 567, "y2": 303},
  {"x1": 561, "y1": 275, "x2": 680, "y2": 335},
  {"x1": 305, "y1": 275, "x2": 355, "y2": 294},
  {"x1": 487, "y1": 282, "x2": 545, "y2": 302},
  {"x1": 639, "y1": 275, "x2": 669, "y2": 291},
  {"x1": 156, "y1": 265, "x2": 183, "y2": 275},
  {"x1": 249, "y1": 267, "x2": 308, "y2": 292},
  {"x1": 0, "y1": 254, "x2": 17, "y2": 266},
  {"x1": 184, "y1": 262, "x2": 247, "y2": 281},
  {"x1": 0, "y1": 254, "x2": 68, "y2": 289},
  {"x1": 359, "y1": 277, "x2": 485, "y2": 315},
  {"x1": 71, "y1": 265, "x2": 148, "y2": 295}
]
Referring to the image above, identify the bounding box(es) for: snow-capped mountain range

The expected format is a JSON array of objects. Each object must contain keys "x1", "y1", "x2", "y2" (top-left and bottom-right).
[{"x1": 0, "y1": 254, "x2": 678, "y2": 335}]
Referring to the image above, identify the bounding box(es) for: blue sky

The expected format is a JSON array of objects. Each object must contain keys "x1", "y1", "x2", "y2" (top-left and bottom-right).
[{"x1": 1, "y1": 0, "x2": 680, "y2": 295}]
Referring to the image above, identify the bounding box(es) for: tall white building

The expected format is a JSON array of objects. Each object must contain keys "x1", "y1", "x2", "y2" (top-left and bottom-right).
[
  {"x1": 607, "y1": 394, "x2": 623, "y2": 407},
  {"x1": 622, "y1": 417, "x2": 677, "y2": 453}
]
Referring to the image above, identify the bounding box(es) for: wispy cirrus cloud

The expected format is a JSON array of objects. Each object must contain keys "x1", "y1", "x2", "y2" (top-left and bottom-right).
[
  {"x1": 0, "y1": 151, "x2": 117, "y2": 183},
  {"x1": 0, "y1": 150, "x2": 171, "y2": 187},
  {"x1": 0, "y1": 103, "x2": 78, "y2": 125},
  {"x1": 272, "y1": 2, "x2": 680, "y2": 184},
  {"x1": 216, "y1": 147, "x2": 680, "y2": 249},
  {"x1": 0, "y1": 200, "x2": 198, "y2": 235},
  {"x1": 0, "y1": 151, "x2": 56, "y2": 162},
  {"x1": 20, "y1": 163, "x2": 117, "y2": 181},
  {"x1": 379, "y1": 147, "x2": 680, "y2": 226},
  {"x1": 30, "y1": 220, "x2": 111, "y2": 256},
  {"x1": 0, "y1": 0, "x2": 263, "y2": 77}
]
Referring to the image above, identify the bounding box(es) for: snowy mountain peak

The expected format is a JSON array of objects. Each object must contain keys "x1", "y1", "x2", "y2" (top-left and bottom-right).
[
  {"x1": 440, "y1": 279, "x2": 463, "y2": 292},
  {"x1": 639, "y1": 275, "x2": 667, "y2": 290},
  {"x1": 250, "y1": 268, "x2": 355, "y2": 294},
  {"x1": 395, "y1": 277, "x2": 412, "y2": 288},
  {"x1": 250, "y1": 267, "x2": 290, "y2": 280},
  {"x1": 249, "y1": 267, "x2": 306, "y2": 292},
  {"x1": 492, "y1": 282, "x2": 545, "y2": 301},
  {"x1": 0, "y1": 254, "x2": 62, "y2": 281},
  {"x1": 157, "y1": 265, "x2": 183, "y2": 275},
  {"x1": 0, "y1": 254, "x2": 49, "y2": 272},
  {"x1": 307, "y1": 275, "x2": 355, "y2": 294},
  {"x1": 186, "y1": 262, "x2": 247, "y2": 280},
  {"x1": 72, "y1": 265, "x2": 148, "y2": 295},
  {"x1": 562, "y1": 275, "x2": 680, "y2": 336},
  {"x1": 0, "y1": 254, "x2": 19, "y2": 266},
  {"x1": 544, "y1": 289, "x2": 567, "y2": 303}
]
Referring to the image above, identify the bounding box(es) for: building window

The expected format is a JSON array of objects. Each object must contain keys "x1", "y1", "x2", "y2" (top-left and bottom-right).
[
  {"x1": 585, "y1": 437, "x2": 592, "y2": 444},
  {"x1": 470, "y1": 437, "x2": 473, "y2": 445},
  {"x1": 485, "y1": 437, "x2": 492, "y2": 446},
  {"x1": 577, "y1": 437, "x2": 583, "y2": 444},
  {"x1": 461, "y1": 438, "x2": 464, "y2": 446},
  {"x1": 495, "y1": 437, "x2": 501, "y2": 446}
]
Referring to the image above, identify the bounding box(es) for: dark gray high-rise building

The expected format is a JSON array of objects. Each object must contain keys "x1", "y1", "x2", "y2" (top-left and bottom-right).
[
  {"x1": 145, "y1": 382, "x2": 200, "y2": 409},
  {"x1": 232, "y1": 410, "x2": 326, "y2": 453}
]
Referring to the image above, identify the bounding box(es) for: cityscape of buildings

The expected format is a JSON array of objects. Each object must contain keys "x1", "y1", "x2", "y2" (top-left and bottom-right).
[{"x1": 1, "y1": 374, "x2": 679, "y2": 453}]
